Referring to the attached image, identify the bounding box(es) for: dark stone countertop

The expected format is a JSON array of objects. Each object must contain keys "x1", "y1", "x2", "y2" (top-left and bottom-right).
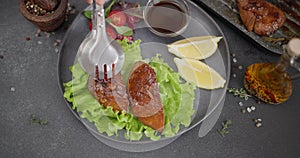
[{"x1": 1, "y1": 0, "x2": 299, "y2": 157}]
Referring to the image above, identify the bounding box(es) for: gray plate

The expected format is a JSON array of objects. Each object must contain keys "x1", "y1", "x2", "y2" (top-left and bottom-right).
[
  {"x1": 57, "y1": 0, "x2": 230, "y2": 152},
  {"x1": 193, "y1": 0, "x2": 300, "y2": 54}
]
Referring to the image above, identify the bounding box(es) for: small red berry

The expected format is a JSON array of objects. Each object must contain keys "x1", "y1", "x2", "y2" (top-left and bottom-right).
[{"x1": 116, "y1": 34, "x2": 124, "y2": 40}]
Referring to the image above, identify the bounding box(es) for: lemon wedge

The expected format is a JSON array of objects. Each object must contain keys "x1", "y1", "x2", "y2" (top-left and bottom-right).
[
  {"x1": 167, "y1": 36, "x2": 222, "y2": 60},
  {"x1": 174, "y1": 58, "x2": 226, "y2": 89}
]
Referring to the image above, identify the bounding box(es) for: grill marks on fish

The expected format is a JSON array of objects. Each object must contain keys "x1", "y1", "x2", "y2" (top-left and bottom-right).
[
  {"x1": 88, "y1": 65, "x2": 130, "y2": 113},
  {"x1": 128, "y1": 61, "x2": 165, "y2": 132},
  {"x1": 237, "y1": 0, "x2": 286, "y2": 36}
]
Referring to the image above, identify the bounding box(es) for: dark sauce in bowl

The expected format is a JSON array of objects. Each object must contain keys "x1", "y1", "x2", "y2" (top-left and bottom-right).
[{"x1": 145, "y1": 1, "x2": 188, "y2": 36}]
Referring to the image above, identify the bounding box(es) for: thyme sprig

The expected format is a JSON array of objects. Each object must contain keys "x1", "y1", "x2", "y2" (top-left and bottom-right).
[
  {"x1": 30, "y1": 114, "x2": 48, "y2": 125},
  {"x1": 263, "y1": 37, "x2": 286, "y2": 45},
  {"x1": 228, "y1": 87, "x2": 251, "y2": 100},
  {"x1": 218, "y1": 120, "x2": 232, "y2": 137}
]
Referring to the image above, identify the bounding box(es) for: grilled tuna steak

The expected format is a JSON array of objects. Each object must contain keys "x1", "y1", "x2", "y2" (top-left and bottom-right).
[
  {"x1": 88, "y1": 68, "x2": 129, "y2": 113},
  {"x1": 128, "y1": 61, "x2": 165, "y2": 132},
  {"x1": 237, "y1": 0, "x2": 286, "y2": 36}
]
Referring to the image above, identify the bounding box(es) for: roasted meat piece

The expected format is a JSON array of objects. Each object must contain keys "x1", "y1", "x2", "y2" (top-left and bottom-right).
[
  {"x1": 128, "y1": 61, "x2": 165, "y2": 132},
  {"x1": 237, "y1": 0, "x2": 286, "y2": 36},
  {"x1": 88, "y1": 67, "x2": 129, "y2": 113}
]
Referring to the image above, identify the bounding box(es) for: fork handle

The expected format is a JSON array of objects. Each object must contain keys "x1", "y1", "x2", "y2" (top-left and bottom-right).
[{"x1": 92, "y1": 1, "x2": 106, "y2": 34}]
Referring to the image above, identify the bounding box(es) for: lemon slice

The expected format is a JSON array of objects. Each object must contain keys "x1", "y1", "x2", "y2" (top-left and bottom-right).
[
  {"x1": 167, "y1": 36, "x2": 222, "y2": 60},
  {"x1": 174, "y1": 58, "x2": 226, "y2": 89}
]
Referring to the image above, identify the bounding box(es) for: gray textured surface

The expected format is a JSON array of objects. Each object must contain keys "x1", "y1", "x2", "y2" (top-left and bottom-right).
[{"x1": 1, "y1": 0, "x2": 300, "y2": 157}]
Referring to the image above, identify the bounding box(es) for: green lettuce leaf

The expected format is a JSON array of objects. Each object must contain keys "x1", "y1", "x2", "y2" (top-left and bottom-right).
[
  {"x1": 117, "y1": 39, "x2": 142, "y2": 83},
  {"x1": 148, "y1": 55, "x2": 196, "y2": 137},
  {"x1": 63, "y1": 39, "x2": 196, "y2": 141}
]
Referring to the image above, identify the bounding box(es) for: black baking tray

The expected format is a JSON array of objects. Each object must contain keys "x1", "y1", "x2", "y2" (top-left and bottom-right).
[{"x1": 193, "y1": 0, "x2": 300, "y2": 54}]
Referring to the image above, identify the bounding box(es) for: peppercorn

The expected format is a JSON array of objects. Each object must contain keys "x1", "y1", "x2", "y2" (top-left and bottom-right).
[
  {"x1": 25, "y1": 1, "x2": 54, "y2": 16},
  {"x1": 34, "y1": 0, "x2": 59, "y2": 11},
  {"x1": 241, "y1": 109, "x2": 246, "y2": 113}
]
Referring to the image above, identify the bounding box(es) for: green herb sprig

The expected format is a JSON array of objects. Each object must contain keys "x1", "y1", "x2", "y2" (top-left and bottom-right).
[
  {"x1": 228, "y1": 87, "x2": 251, "y2": 100},
  {"x1": 30, "y1": 114, "x2": 48, "y2": 125},
  {"x1": 218, "y1": 120, "x2": 232, "y2": 137},
  {"x1": 263, "y1": 37, "x2": 286, "y2": 45}
]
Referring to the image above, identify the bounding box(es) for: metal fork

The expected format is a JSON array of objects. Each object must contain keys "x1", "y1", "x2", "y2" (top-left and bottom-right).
[{"x1": 77, "y1": 0, "x2": 124, "y2": 78}]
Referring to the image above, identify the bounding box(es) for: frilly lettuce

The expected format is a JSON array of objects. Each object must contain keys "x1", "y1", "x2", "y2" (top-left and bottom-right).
[
  {"x1": 63, "y1": 39, "x2": 196, "y2": 141},
  {"x1": 148, "y1": 55, "x2": 196, "y2": 137}
]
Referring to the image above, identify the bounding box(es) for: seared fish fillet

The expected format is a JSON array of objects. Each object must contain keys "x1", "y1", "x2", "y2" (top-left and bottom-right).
[
  {"x1": 88, "y1": 72, "x2": 129, "y2": 113},
  {"x1": 128, "y1": 61, "x2": 165, "y2": 132},
  {"x1": 237, "y1": 0, "x2": 286, "y2": 36}
]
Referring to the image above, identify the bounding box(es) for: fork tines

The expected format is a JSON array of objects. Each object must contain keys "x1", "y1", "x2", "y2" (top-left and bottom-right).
[{"x1": 94, "y1": 63, "x2": 116, "y2": 81}]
